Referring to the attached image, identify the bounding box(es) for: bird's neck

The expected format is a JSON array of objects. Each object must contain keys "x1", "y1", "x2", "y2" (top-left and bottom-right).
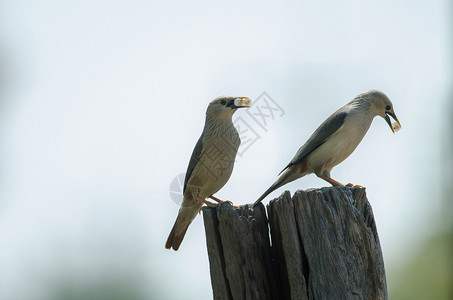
[
  {"x1": 204, "y1": 115, "x2": 235, "y2": 136},
  {"x1": 347, "y1": 107, "x2": 375, "y2": 133}
]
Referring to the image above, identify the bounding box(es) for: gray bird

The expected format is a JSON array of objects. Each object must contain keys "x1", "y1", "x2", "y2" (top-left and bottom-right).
[
  {"x1": 253, "y1": 89, "x2": 401, "y2": 207},
  {"x1": 166, "y1": 95, "x2": 251, "y2": 251}
]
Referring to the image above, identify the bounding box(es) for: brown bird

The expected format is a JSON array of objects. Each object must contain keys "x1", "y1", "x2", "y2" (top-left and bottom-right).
[{"x1": 166, "y1": 96, "x2": 251, "y2": 250}]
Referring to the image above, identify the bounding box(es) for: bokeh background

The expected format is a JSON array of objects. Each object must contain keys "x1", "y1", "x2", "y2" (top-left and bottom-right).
[{"x1": 0, "y1": 1, "x2": 451, "y2": 299}]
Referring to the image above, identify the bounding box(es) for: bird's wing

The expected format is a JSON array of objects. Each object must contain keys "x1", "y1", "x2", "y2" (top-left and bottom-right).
[
  {"x1": 280, "y1": 110, "x2": 347, "y2": 174},
  {"x1": 183, "y1": 134, "x2": 204, "y2": 194}
]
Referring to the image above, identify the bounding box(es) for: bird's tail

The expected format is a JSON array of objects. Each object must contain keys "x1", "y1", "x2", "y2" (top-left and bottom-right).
[
  {"x1": 165, "y1": 200, "x2": 202, "y2": 251},
  {"x1": 253, "y1": 170, "x2": 294, "y2": 208}
]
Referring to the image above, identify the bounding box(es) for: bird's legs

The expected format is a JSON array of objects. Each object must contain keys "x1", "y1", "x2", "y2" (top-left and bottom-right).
[
  {"x1": 192, "y1": 196, "x2": 237, "y2": 209},
  {"x1": 209, "y1": 195, "x2": 238, "y2": 209},
  {"x1": 317, "y1": 175, "x2": 345, "y2": 186},
  {"x1": 209, "y1": 195, "x2": 230, "y2": 204},
  {"x1": 317, "y1": 174, "x2": 363, "y2": 188},
  {"x1": 195, "y1": 196, "x2": 220, "y2": 208}
]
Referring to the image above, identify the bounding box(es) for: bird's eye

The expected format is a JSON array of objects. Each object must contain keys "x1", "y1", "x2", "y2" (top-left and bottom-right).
[
  {"x1": 386, "y1": 105, "x2": 391, "y2": 110},
  {"x1": 220, "y1": 99, "x2": 226, "y2": 105}
]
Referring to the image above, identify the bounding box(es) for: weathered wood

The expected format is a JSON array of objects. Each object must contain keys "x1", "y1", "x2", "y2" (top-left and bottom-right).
[
  {"x1": 202, "y1": 187, "x2": 387, "y2": 300},
  {"x1": 268, "y1": 191, "x2": 308, "y2": 300},
  {"x1": 202, "y1": 203, "x2": 278, "y2": 300}
]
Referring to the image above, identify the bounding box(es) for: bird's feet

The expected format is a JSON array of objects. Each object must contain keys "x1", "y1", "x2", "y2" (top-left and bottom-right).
[
  {"x1": 346, "y1": 183, "x2": 363, "y2": 188},
  {"x1": 209, "y1": 195, "x2": 239, "y2": 209}
]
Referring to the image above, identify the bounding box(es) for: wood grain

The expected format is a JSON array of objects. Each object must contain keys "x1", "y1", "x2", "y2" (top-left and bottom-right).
[{"x1": 202, "y1": 187, "x2": 387, "y2": 300}]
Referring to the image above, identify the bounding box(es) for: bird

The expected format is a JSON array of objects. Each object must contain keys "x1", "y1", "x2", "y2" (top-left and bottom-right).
[
  {"x1": 253, "y1": 89, "x2": 401, "y2": 208},
  {"x1": 166, "y1": 95, "x2": 251, "y2": 251}
]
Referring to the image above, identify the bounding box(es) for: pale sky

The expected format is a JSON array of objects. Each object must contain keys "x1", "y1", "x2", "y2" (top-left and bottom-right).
[{"x1": 0, "y1": 1, "x2": 450, "y2": 299}]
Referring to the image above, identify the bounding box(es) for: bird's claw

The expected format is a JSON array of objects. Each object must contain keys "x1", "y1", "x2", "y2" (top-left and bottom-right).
[
  {"x1": 218, "y1": 200, "x2": 239, "y2": 209},
  {"x1": 209, "y1": 196, "x2": 238, "y2": 208},
  {"x1": 346, "y1": 183, "x2": 363, "y2": 188}
]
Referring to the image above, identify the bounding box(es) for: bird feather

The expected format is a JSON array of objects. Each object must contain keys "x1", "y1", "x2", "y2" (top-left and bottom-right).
[
  {"x1": 280, "y1": 110, "x2": 347, "y2": 174},
  {"x1": 183, "y1": 135, "x2": 204, "y2": 194}
]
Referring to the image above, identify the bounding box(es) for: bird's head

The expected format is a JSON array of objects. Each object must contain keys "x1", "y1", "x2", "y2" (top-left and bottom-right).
[
  {"x1": 361, "y1": 90, "x2": 402, "y2": 134},
  {"x1": 206, "y1": 96, "x2": 251, "y2": 119}
]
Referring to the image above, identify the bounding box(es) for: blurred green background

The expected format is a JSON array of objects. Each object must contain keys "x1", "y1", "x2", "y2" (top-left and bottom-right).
[{"x1": 0, "y1": 1, "x2": 451, "y2": 299}]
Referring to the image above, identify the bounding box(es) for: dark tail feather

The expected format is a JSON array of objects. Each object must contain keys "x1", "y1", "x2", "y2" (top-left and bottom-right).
[
  {"x1": 165, "y1": 221, "x2": 189, "y2": 251},
  {"x1": 165, "y1": 202, "x2": 201, "y2": 251},
  {"x1": 252, "y1": 172, "x2": 291, "y2": 208}
]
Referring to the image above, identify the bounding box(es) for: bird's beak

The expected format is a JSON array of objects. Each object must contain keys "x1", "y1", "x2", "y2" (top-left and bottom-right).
[
  {"x1": 385, "y1": 111, "x2": 402, "y2": 134},
  {"x1": 229, "y1": 97, "x2": 252, "y2": 109}
]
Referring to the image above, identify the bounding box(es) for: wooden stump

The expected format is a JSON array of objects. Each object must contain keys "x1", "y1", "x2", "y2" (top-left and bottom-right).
[{"x1": 202, "y1": 187, "x2": 387, "y2": 300}]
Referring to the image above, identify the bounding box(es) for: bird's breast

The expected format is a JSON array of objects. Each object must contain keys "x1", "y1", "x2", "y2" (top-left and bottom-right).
[{"x1": 187, "y1": 124, "x2": 240, "y2": 197}]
